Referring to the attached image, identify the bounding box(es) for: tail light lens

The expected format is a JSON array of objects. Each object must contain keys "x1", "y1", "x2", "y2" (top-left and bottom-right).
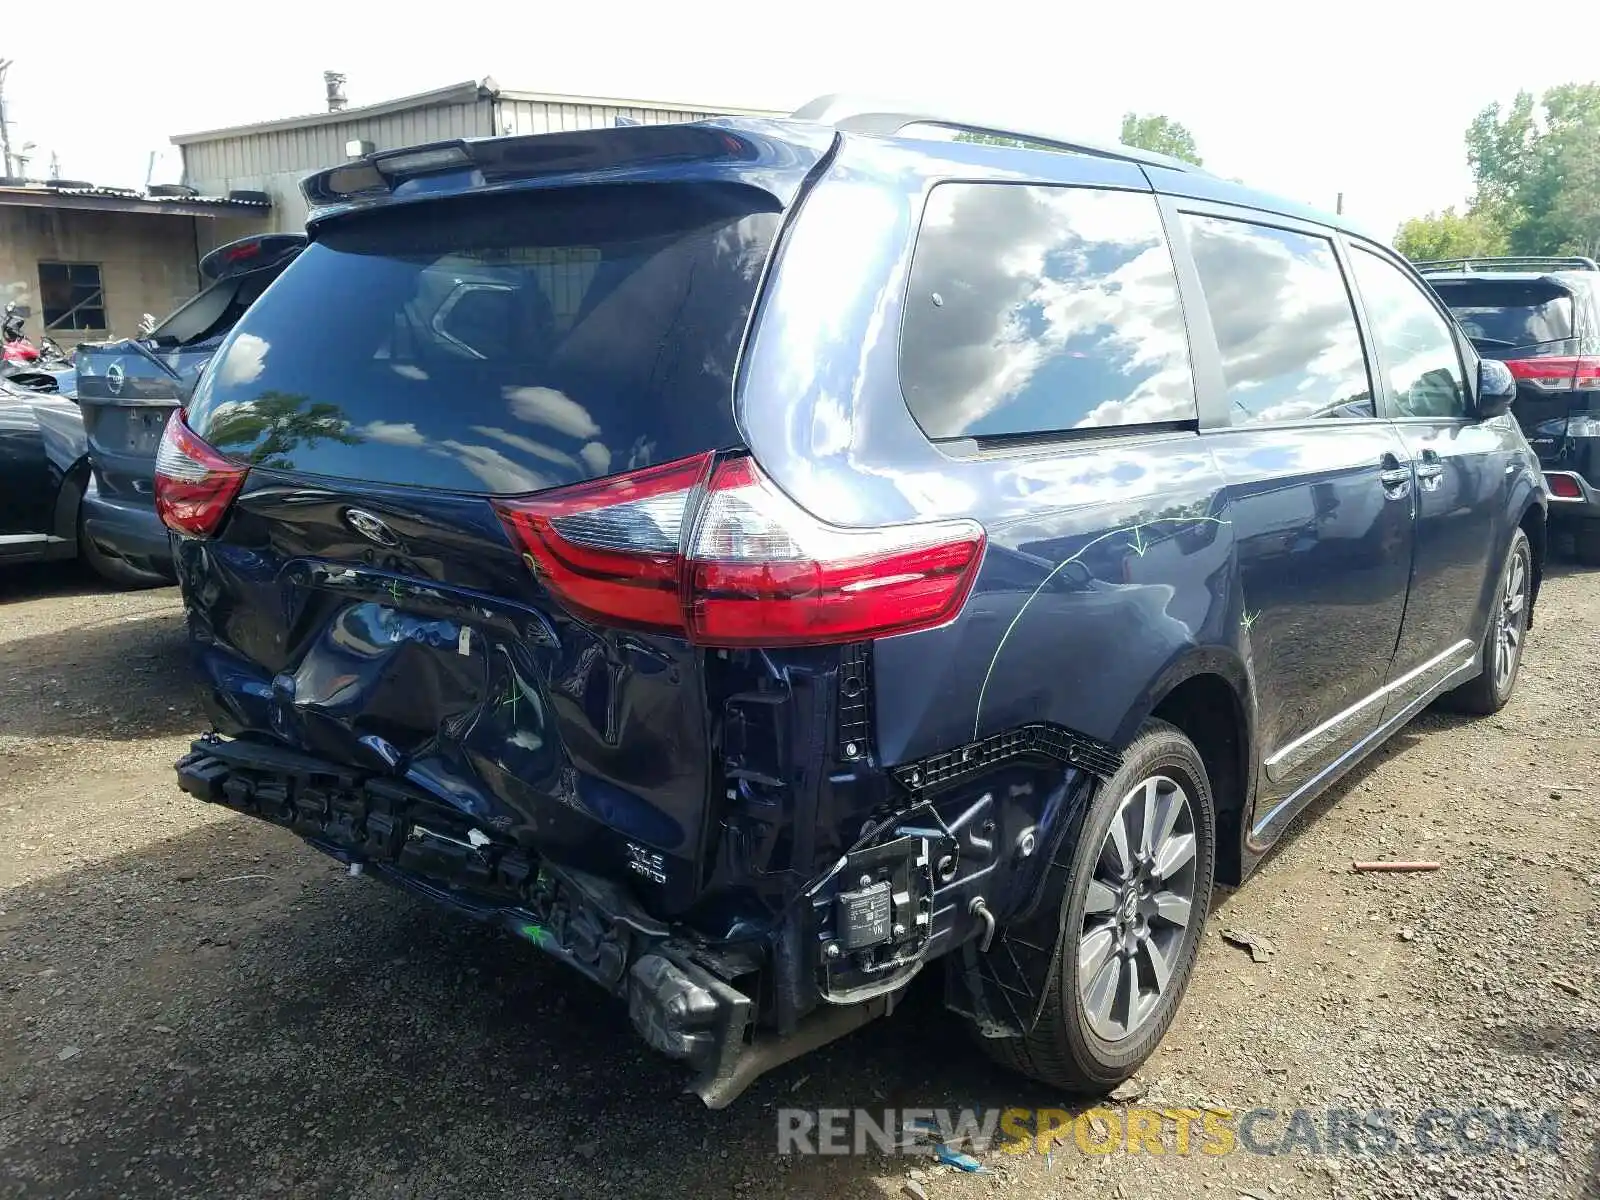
[
  {"x1": 493, "y1": 453, "x2": 714, "y2": 632},
  {"x1": 1504, "y1": 356, "x2": 1600, "y2": 391},
  {"x1": 1546, "y1": 472, "x2": 1584, "y2": 499},
  {"x1": 154, "y1": 411, "x2": 248, "y2": 537},
  {"x1": 687, "y1": 457, "x2": 985, "y2": 646},
  {"x1": 494, "y1": 453, "x2": 986, "y2": 647}
]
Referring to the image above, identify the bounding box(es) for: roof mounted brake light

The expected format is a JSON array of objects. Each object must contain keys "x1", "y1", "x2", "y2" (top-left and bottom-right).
[{"x1": 373, "y1": 144, "x2": 473, "y2": 177}]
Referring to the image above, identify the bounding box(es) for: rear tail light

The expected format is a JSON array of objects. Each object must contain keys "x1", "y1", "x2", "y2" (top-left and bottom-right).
[
  {"x1": 1504, "y1": 355, "x2": 1600, "y2": 391},
  {"x1": 1546, "y1": 472, "x2": 1584, "y2": 499},
  {"x1": 493, "y1": 453, "x2": 714, "y2": 632},
  {"x1": 494, "y1": 453, "x2": 986, "y2": 647},
  {"x1": 154, "y1": 411, "x2": 248, "y2": 537},
  {"x1": 687, "y1": 457, "x2": 985, "y2": 646}
]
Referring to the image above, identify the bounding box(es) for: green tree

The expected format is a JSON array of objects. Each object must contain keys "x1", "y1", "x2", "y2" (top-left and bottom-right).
[
  {"x1": 1394, "y1": 207, "x2": 1509, "y2": 262},
  {"x1": 1463, "y1": 84, "x2": 1600, "y2": 257},
  {"x1": 1118, "y1": 113, "x2": 1203, "y2": 166},
  {"x1": 1515, "y1": 83, "x2": 1600, "y2": 257},
  {"x1": 1465, "y1": 90, "x2": 1537, "y2": 224},
  {"x1": 205, "y1": 391, "x2": 361, "y2": 471}
]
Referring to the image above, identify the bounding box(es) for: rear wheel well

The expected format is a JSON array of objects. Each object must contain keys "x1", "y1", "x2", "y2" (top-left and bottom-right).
[
  {"x1": 1153, "y1": 674, "x2": 1247, "y2": 885},
  {"x1": 1518, "y1": 505, "x2": 1545, "y2": 627}
]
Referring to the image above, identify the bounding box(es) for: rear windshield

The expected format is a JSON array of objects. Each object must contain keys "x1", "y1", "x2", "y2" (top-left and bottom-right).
[
  {"x1": 150, "y1": 268, "x2": 280, "y2": 347},
  {"x1": 1428, "y1": 278, "x2": 1574, "y2": 349},
  {"x1": 186, "y1": 183, "x2": 780, "y2": 493}
]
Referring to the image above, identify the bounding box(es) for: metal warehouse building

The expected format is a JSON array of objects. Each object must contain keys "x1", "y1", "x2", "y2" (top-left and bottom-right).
[{"x1": 172, "y1": 76, "x2": 776, "y2": 238}]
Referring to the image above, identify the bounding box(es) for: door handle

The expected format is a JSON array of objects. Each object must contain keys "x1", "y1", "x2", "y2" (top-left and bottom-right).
[
  {"x1": 1378, "y1": 452, "x2": 1412, "y2": 499},
  {"x1": 1415, "y1": 448, "x2": 1444, "y2": 488}
]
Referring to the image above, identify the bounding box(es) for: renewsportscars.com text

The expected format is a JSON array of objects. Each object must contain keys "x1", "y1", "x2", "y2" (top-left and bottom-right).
[{"x1": 777, "y1": 1105, "x2": 1563, "y2": 1158}]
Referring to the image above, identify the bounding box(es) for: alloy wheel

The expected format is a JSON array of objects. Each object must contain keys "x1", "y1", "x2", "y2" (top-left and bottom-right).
[
  {"x1": 1493, "y1": 546, "x2": 1529, "y2": 694},
  {"x1": 1077, "y1": 774, "x2": 1199, "y2": 1042}
]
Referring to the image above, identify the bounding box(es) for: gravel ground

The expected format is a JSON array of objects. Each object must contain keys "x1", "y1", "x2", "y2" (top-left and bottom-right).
[{"x1": 0, "y1": 557, "x2": 1596, "y2": 1199}]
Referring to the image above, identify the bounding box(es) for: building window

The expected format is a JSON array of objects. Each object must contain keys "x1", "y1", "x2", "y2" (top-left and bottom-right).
[{"x1": 39, "y1": 263, "x2": 106, "y2": 331}]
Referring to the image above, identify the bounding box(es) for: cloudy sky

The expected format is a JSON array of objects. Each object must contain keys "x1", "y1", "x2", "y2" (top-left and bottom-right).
[{"x1": 5, "y1": 0, "x2": 1595, "y2": 241}]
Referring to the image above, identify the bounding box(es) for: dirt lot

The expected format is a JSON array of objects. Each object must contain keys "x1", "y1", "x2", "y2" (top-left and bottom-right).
[{"x1": 1, "y1": 558, "x2": 1596, "y2": 1200}]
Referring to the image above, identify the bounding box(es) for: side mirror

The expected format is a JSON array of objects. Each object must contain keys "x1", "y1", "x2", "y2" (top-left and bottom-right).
[{"x1": 1476, "y1": 359, "x2": 1516, "y2": 419}]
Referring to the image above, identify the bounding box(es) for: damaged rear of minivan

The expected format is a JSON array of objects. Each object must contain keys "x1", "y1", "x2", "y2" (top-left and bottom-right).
[
  {"x1": 167, "y1": 120, "x2": 1036, "y2": 1105},
  {"x1": 171, "y1": 111, "x2": 1197, "y2": 1111}
]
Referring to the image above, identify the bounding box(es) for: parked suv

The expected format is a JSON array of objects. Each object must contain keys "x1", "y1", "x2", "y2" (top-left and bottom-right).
[
  {"x1": 71, "y1": 233, "x2": 304, "y2": 583},
  {"x1": 1419, "y1": 256, "x2": 1600, "y2": 562},
  {"x1": 164, "y1": 100, "x2": 1545, "y2": 1106}
]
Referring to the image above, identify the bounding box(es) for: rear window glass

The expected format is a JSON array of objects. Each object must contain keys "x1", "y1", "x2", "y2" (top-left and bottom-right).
[
  {"x1": 186, "y1": 183, "x2": 779, "y2": 493},
  {"x1": 899, "y1": 183, "x2": 1196, "y2": 439},
  {"x1": 1428, "y1": 279, "x2": 1574, "y2": 348},
  {"x1": 151, "y1": 269, "x2": 280, "y2": 347}
]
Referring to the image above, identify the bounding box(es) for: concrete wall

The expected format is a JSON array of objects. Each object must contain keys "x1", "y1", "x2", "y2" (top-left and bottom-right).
[{"x1": 0, "y1": 207, "x2": 200, "y2": 347}]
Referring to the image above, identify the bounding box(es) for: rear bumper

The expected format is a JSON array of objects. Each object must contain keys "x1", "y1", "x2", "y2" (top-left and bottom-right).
[
  {"x1": 81, "y1": 481, "x2": 174, "y2": 574},
  {"x1": 1543, "y1": 469, "x2": 1600, "y2": 520},
  {"x1": 173, "y1": 734, "x2": 890, "y2": 1106}
]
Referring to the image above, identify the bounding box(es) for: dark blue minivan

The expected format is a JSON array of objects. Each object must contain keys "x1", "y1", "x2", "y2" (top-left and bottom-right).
[{"x1": 165, "y1": 98, "x2": 1546, "y2": 1105}]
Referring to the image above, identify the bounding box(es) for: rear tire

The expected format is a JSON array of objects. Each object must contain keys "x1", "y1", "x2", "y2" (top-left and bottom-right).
[
  {"x1": 1441, "y1": 527, "x2": 1531, "y2": 715},
  {"x1": 979, "y1": 719, "x2": 1216, "y2": 1093}
]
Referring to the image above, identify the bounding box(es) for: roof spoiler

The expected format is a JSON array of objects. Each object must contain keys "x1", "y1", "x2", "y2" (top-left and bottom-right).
[
  {"x1": 298, "y1": 122, "x2": 820, "y2": 210},
  {"x1": 198, "y1": 233, "x2": 307, "y2": 283}
]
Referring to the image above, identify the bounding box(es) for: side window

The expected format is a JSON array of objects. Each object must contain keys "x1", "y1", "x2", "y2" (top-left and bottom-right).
[
  {"x1": 1179, "y1": 214, "x2": 1373, "y2": 424},
  {"x1": 1349, "y1": 247, "x2": 1466, "y2": 419},
  {"x1": 900, "y1": 184, "x2": 1196, "y2": 439}
]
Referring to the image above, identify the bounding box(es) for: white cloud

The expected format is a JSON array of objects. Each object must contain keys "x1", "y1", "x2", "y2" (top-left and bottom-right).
[
  {"x1": 469, "y1": 425, "x2": 581, "y2": 470},
  {"x1": 357, "y1": 420, "x2": 427, "y2": 447},
  {"x1": 502, "y1": 386, "x2": 600, "y2": 439},
  {"x1": 436, "y1": 441, "x2": 554, "y2": 494},
  {"x1": 216, "y1": 333, "x2": 268, "y2": 387}
]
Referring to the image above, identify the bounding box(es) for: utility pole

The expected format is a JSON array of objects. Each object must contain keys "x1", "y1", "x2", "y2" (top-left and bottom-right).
[
  {"x1": 1336, "y1": 192, "x2": 1345, "y2": 216},
  {"x1": 0, "y1": 59, "x2": 14, "y2": 178}
]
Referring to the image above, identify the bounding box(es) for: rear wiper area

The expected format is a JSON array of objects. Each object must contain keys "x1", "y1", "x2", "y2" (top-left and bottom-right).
[{"x1": 120, "y1": 336, "x2": 182, "y2": 381}]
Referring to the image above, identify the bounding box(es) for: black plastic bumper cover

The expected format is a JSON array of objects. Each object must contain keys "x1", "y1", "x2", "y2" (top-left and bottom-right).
[{"x1": 175, "y1": 736, "x2": 763, "y2": 1099}]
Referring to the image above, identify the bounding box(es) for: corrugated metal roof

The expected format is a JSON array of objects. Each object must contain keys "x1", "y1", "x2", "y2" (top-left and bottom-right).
[
  {"x1": 491, "y1": 86, "x2": 778, "y2": 117},
  {"x1": 0, "y1": 183, "x2": 270, "y2": 216},
  {"x1": 172, "y1": 76, "x2": 778, "y2": 145}
]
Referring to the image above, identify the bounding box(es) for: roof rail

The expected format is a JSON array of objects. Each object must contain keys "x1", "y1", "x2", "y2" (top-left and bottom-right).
[
  {"x1": 788, "y1": 93, "x2": 1203, "y2": 174},
  {"x1": 1415, "y1": 255, "x2": 1600, "y2": 273}
]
